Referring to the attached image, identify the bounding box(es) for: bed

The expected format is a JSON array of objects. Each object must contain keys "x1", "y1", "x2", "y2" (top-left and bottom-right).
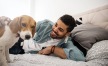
[{"x1": 8, "y1": 4, "x2": 108, "y2": 66}]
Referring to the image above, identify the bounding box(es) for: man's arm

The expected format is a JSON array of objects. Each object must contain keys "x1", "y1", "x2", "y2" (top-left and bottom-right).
[
  {"x1": 38, "y1": 46, "x2": 67, "y2": 59},
  {"x1": 53, "y1": 46, "x2": 67, "y2": 59},
  {"x1": 38, "y1": 40, "x2": 85, "y2": 61}
]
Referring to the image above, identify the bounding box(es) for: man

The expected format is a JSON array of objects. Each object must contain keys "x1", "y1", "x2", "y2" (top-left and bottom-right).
[{"x1": 22, "y1": 14, "x2": 85, "y2": 61}]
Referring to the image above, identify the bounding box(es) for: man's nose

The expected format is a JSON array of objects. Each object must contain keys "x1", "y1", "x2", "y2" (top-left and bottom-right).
[{"x1": 53, "y1": 27, "x2": 58, "y2": 32}]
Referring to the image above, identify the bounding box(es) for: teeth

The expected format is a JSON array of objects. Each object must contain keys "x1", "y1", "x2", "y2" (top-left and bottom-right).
[
  {"x1": 53, "y1": 31, "x2": 56, "y2": 36},
  {"x1": 53, "y1": 31, "x2": 55, "y2": 34}
]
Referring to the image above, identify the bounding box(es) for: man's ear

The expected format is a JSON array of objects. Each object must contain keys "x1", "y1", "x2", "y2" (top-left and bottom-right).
[{"x1": 66, "y1": 32, "x2": 71, "y2": 36}]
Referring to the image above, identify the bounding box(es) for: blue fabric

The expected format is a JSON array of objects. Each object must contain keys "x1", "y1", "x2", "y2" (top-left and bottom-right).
[
  {"x1": 33, "y1": 19, "x2": 53, "y2": 43},
  {"x1": 33, "y1": 19, "x2": 85, "y2": 61},
  {"x1": 9, "y1": 38, "x2": 25, "y2": 54}
]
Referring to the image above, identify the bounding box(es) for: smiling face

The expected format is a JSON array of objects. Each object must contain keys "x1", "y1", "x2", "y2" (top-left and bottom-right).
[{"x1": 50, "y1": 19, "x2": 70, "y2": 39}]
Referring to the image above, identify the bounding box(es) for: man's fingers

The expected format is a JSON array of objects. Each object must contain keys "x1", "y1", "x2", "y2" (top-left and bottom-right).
[{"x1": 38, "y1": 50, "x2": 43, "y2": 54}]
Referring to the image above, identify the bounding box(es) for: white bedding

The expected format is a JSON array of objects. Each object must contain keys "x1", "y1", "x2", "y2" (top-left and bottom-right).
[
  {"x1": 8, "y1": 54, "x2": 85, "y2": 66},
  {"x1": 8, "y1": 40, "x2": 108, "y2": 66}
]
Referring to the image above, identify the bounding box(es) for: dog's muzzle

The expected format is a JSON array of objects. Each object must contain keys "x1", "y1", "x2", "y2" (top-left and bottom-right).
[{"x1": 25, "y1": 35, "x2": 31, "y2": 40}]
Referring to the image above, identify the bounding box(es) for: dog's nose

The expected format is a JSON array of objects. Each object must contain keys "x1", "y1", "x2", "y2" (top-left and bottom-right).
[{"x1": 25, "y1": 35, "x2": 30, "y2": 40}]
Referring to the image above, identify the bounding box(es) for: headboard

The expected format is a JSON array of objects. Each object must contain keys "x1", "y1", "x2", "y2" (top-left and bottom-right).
[{"x1": 73, "y1": 4, "x2": 108, "y2": 30}]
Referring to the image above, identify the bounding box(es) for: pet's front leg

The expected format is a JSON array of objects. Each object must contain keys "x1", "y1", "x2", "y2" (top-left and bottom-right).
[
  {"x1": 0, "y1": 56, "x2": 8, "y2": 66},
  {"x1": 0, "y1": 45, "x2": 8, "y2": 66},
  {"x1": 5, "y1": 47, "x2": 13, "y2": 63},
  {"x1": 0, "y1": 57, "x2": 8, "y2": 66}
]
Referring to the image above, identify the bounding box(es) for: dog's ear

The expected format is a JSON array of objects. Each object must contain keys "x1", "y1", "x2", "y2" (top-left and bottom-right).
[
  {"x1": 9, "y1": 17, "x2": 22, "y2": 33},
  {"x1": 32, "y1": 22, "x2": 36, "y2": 37},
  {"x1": 0, "y1": 27, "x2": 5, "y2": 37}
]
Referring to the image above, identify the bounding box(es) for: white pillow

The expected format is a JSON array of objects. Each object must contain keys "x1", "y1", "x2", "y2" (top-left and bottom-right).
[{"x1": 86, "y1": 40, "x2": 108, "y2": 61}]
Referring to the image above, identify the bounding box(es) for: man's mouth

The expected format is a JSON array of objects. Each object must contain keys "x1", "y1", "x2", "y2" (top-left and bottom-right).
[
  {"x1": 52, "y1": 31, "x2": 57, "y2": 37},
  {"x1": 52, "y1": 31, "x2": 57, "y2": 36}
]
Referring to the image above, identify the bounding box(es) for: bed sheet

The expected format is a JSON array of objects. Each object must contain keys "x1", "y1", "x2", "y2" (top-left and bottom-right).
[{"x1": 8, "y1": 54, "x2": 85, "y2": 66}]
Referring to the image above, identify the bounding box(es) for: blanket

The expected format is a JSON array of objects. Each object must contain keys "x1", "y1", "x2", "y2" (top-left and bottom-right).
[
  {"x1": 8, "y1": 54, "x2": 85, "y2": 66},
  {"x1": 8, "y1": 54, "x2": 107, "y2": 66},
  {"x1": 8, "y1": 40, "x2": 108, "y2": 66}
]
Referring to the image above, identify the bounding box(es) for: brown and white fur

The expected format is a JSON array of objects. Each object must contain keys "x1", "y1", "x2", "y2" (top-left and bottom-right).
[{"x1": 0, "y1": 15, "x2": 36, "y2": 66}]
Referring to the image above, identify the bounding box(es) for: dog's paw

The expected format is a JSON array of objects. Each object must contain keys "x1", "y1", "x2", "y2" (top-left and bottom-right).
[
  {"x1": 1, "y1": 63, "x2": 8, "y2": 66},
  {"x1": 0, "y1": 60, "x2": 8, "y2": 66},
  {"x1": 7, "y1": 59, "x2": 14, "y2": 63}
]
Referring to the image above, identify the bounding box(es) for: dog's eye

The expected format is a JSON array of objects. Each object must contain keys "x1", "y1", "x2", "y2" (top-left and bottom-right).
[{"x1": 22, "y1": 23, "x2": 26, "y2": 27}]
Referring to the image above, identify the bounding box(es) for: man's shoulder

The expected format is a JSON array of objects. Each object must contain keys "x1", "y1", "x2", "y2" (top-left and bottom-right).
[
  {"x1": 36, "y1": 19, "x2": 54, "y2": 32},
  {"x1": 37, "y1": 19, "x2": 54, "y2": 26},
  {"x1": 34, "y1": 19, "x2": 53, "y2": 43}
]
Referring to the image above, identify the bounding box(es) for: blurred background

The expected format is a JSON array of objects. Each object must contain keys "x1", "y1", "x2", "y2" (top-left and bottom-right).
[{"x1": 0, "y1": 0, "x2": 108, "y2": 22}]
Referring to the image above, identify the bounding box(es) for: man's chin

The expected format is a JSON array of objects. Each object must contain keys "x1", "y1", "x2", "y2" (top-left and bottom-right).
[
  {"x1": 50, "y1": 35, "x2": 63, "y2": 39},
  {"x1": 50, "y1": 35, "x2": 57, "y2": 39},
  {"x1": 50, "y1": 33, "x2": 64, "y2": 39}
]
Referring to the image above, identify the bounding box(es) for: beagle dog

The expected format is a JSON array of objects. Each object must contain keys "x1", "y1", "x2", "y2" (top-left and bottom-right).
[{"x1": 0, "y1": 15, "x2": 36, "y2": 66}]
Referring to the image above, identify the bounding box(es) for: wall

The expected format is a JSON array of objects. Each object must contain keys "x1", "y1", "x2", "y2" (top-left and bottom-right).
[
  {"x1": 0, "y1": 0, "x2": 108, "y2": 22},
  {"x1": 0, "y1": 0, "x2": 31, "y2": 19},
  {"x1": 34, "y1": 0, "x2": 108, "y2": 22}
]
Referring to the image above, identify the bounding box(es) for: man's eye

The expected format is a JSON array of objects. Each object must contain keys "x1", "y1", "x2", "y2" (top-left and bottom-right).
[
  {"x1": 22, "y1": 23, "x2": 26, "y2": 27},
  {"x1": 58, "y1": 28, "x2": 64, "y2": 32}
]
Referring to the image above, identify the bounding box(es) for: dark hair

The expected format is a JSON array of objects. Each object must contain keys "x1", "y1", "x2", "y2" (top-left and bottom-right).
[{"x1": 59, "y1": 14, "x2": 76, "y2": 32}]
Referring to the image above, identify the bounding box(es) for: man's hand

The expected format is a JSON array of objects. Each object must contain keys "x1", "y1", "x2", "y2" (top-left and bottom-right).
[
  {"x1": 38, "y1": 46, "x2": 52, "y2": 55},
  {"x1": 38, "y1": 46, "x2": 67, "y2": 59}
]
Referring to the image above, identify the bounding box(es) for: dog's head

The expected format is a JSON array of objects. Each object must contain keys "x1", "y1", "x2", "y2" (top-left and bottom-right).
[{"x1": 9, "y1": 15, "x2": 36, "y2": 40}]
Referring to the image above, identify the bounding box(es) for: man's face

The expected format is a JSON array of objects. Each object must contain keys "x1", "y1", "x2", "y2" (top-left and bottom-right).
[{"x1": 50, "y1": 19, "x2": 70, "y2": 39}]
